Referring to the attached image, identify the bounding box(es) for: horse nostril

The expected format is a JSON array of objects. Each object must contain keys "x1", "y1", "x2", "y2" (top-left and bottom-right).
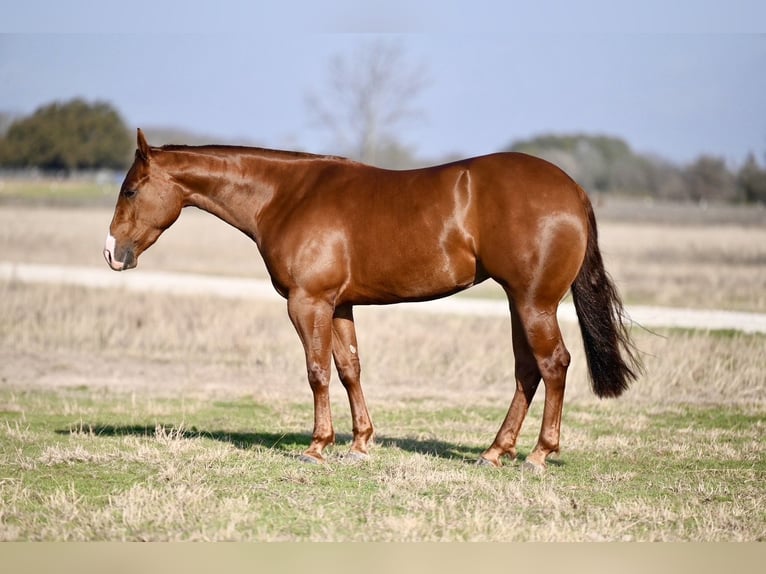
[
  {"x1": 103, "y1": 234, "x2": 127, "y2": 271},
  {"x1": 104, "y1": 249, "x2": 123, "y2": 271}
]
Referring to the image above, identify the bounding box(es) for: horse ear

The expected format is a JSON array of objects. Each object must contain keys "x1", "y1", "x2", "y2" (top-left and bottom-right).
[{"x1": 136, "y1": 128, "x2": 151, "y2": 162}]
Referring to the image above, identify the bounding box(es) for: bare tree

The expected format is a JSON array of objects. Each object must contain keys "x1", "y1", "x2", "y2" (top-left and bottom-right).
[{"x1": 306, "y1": 40, "x2": 428, "y2": 166}]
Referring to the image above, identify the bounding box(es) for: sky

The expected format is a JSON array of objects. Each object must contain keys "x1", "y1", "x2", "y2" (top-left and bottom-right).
[{"x1": 2, "y1": 1, "x2": 766, "y2": 166}]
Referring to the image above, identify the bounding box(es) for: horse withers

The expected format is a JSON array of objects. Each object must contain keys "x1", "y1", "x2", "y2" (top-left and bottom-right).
[{"x1": 104, "y1": 129, "x2": 640, "y2": 470}]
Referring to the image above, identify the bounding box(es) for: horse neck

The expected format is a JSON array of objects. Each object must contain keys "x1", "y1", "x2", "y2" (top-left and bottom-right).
[{"x1": 157, "y1": 146, "x2": 292, "y2": 241}]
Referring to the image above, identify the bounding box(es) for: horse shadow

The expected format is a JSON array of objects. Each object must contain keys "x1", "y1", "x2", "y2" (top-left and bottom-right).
[{"x1": 54, "y1": 423, "x2": 559, "y2": 466}]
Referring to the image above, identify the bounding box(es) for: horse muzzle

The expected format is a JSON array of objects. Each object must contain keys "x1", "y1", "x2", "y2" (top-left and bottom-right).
[{"x1": 103, "y1": 234, "x2": 137, "y2": 271}]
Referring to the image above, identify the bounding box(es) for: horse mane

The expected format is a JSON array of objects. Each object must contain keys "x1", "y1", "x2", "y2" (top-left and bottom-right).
[{"x1": 157, "y1": 144, "x2": 354, "y2": 164}]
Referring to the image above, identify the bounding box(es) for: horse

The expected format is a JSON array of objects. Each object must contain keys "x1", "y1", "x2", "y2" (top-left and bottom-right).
[{"x1": 104, "y1": 129, "x2": 640, "y2": 470}]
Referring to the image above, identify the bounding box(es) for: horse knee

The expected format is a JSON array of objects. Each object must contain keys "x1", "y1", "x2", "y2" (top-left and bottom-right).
[{"x1": 307, "y1": 361, "x2": 331, "y2": 390}]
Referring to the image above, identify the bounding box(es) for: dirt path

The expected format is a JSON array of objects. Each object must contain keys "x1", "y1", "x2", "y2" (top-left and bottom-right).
[{"x1": 2, "y1": 261, "x2": 766, "y2": 334}]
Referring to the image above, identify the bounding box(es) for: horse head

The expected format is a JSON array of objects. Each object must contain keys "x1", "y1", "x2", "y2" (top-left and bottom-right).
[{"x1": 104, "y1": 129, "x2": 184, "y2": 271}]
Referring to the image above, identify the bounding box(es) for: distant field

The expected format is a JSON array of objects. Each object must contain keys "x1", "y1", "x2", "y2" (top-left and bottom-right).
[
  {"x1": 0, "y1": 177, "x2": 116, "y2": 207},
  {"x1": 1, "y1": 192, "x2": 764, "y2": 541}
]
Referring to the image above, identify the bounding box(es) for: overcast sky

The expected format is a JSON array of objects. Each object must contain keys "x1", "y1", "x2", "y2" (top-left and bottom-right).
[{"x1": 2, "y1": 1, "x2": 766, "y2": 165}]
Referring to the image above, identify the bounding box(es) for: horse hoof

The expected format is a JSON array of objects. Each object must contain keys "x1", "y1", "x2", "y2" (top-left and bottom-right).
[
  {"x1": 476, "y1": 456, "x2": 499, "y2": 468},
  {"x1": 521, "y1": 460, "x2": 545, "y2": 474},
  {"x1": 344, "y1": 451, "x2": 369, "y2": 463},
  {"x1": 298, "y1": 453, "x2": 323, "y2": 464}
]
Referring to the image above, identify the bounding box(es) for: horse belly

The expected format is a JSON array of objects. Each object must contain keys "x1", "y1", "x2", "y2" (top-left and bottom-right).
[{"x1": 350, "y1": 232, "x2": 480, "y2": 304}]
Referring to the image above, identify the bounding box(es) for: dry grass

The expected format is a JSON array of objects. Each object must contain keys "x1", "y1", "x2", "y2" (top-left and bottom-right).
[
  {"x1": 2, "y1": 280, "x2": 764, "y2": 410},
  {"x1": 599, "y1": 222, "x2": 766, "y2": 311}
]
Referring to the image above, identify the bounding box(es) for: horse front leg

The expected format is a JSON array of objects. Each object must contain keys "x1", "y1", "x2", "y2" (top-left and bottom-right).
[
  {"x1": 332, "y1": 305, "x2": 374, "y2": 459},
  {"x1": 287, "y1": 290, "x2": 335, "y2": 463}
]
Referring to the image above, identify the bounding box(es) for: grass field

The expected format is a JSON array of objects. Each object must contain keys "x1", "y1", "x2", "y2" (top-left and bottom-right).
[
  {"x1": 1, "y1": 281, "x2": 764, "y2": 541},
  {"x1": 1, "y1": 388, "x2": 762, "y2": 541},
  {"x1": 0, "y1": 197, "x2": 765, "y2": 541}
]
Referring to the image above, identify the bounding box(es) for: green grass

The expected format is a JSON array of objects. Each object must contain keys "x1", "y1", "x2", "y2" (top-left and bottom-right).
[{"x1": 1, "y1": 387, "x2": 763, "y2": 541}]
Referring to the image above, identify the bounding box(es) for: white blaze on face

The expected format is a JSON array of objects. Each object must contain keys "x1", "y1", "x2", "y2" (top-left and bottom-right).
[{"x1": 103, "y1": 233, "x2": 124, "y2": 270}]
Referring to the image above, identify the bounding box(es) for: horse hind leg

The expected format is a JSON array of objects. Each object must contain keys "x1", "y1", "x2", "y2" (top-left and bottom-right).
[
  {"x1": 331, "y1": 305, "x2": 374, "y2": 460},
  {"x1": 516, "y1": 299, "x2": 571, "y2": 471},
  {"x1": 479, "y1": 301, "x2": 542, "y2": 467}
]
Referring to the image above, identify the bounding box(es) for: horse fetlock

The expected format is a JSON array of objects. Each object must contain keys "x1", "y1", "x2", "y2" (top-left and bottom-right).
[
  {"x1": 536, "y1": 432, "x2": 560, "y2": 455},
  {"x1": 354, "y1": 420, "x2": 374, "y2": 440},
  {"x1": 350, "y1": 430, "x2": 373, "y2": 454}
]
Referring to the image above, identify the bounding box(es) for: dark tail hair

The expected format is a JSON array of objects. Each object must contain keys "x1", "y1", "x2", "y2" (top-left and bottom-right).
[{"x1": 571, "y1": 191, "x2": 642, "y2": 398}]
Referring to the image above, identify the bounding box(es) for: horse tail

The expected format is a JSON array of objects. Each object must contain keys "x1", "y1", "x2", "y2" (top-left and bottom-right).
[{"x1": 570, "y1": 189, "x2": 642, "y2": 398}]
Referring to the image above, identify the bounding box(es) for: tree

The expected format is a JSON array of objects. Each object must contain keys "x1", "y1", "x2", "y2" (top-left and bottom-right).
[
  {"x1": 683, "y1": 155, "x2": 740, "y2": 203},
  {"x1": 0, "y1": 112, "x2": 15, "y2": 137},
  {"x1": 0, "y1": 98, "x2": 132, "y2": 172},
  {"x1": 737, "y1": 153, "x2": 766, "y2": 204},
  {"x1": 645, "y1": 155, "x2": 690, "y2": 201},
  {"x1": 306, "y1": 40, "x2": 428, "y2": 167}
]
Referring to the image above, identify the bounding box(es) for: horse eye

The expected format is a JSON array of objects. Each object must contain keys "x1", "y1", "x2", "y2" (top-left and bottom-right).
[{"x1": 122, "y1": 189, "x2": 137, "y2": 199}]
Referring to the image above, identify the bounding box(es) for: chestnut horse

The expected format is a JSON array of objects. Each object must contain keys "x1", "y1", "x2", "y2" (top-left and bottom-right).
[{"x1": 105, "y1": 129, "x2": 640, "y2": 470}]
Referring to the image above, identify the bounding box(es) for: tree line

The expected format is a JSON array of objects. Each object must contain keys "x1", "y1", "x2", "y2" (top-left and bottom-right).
[
  {"x1": 508, "y1": 133, "x2": 766, "y2": 204},
  {"x1": 1, "y1": 98, "x2": 765, "y2": 204}
]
